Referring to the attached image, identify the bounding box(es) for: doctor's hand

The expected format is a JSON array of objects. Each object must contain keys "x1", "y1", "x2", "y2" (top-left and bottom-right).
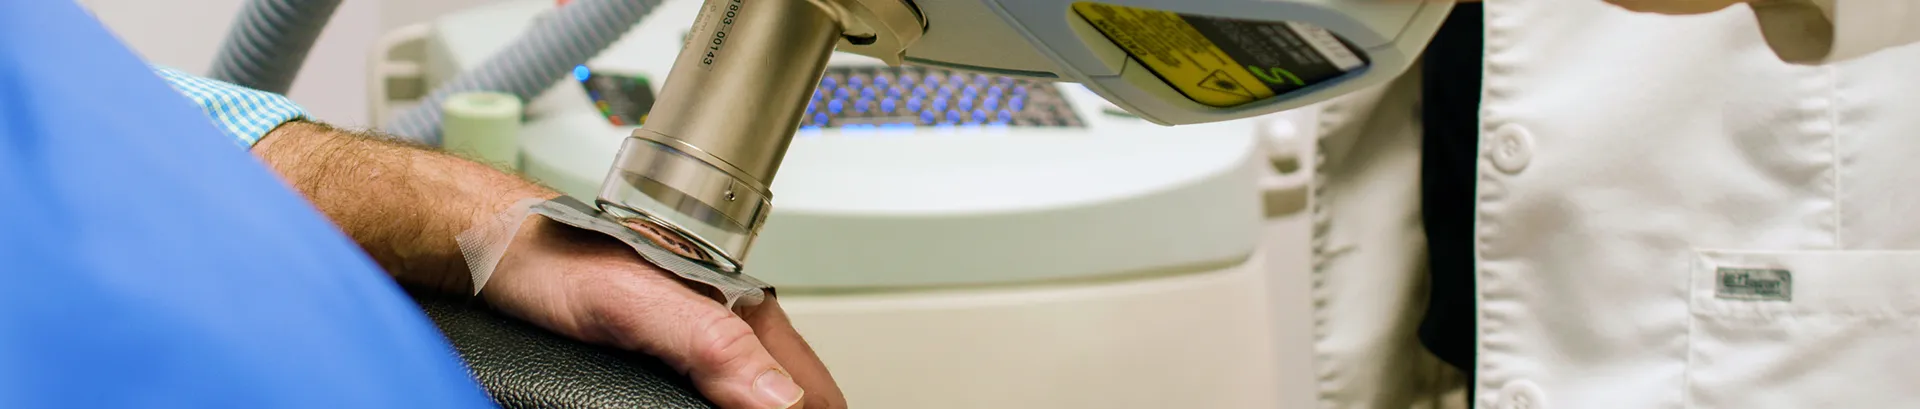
[
  {"x1": 252, "y1": 122, "x2": 844, "y2": 409},
  {"x1": 483, "y1": 216, "x2": 845, "y2": 409}
]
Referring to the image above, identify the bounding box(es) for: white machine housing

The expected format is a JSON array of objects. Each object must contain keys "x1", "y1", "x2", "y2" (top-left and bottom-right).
[{"x1": 830, "y1": 0, "x2": 1451, "y2": 125}]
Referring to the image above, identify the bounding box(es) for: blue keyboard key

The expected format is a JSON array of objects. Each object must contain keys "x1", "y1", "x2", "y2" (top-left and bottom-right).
[
  {"x1": 828, "y1": 99, "x2": 845, "y2": 114},
  {"x1": 881, "y1": 98, "x2": 897, "y2": 113}
]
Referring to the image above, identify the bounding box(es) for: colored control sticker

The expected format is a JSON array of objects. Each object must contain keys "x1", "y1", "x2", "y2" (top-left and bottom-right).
[{"x1": 1071, "y1": 2, "x2": 1370, "y2": 107}]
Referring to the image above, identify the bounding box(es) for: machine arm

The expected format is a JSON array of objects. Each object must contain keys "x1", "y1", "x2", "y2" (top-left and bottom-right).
[{"x1": 597, "y1": 0, "x2": 1449, "y2": 271}]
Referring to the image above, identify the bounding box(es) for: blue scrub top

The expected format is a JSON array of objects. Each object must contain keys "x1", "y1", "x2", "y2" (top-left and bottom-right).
[{"x1": 0, "y1": 2, "x2": 494, "y2": 408}]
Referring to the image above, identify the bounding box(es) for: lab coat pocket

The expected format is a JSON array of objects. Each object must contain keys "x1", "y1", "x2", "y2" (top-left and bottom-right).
[{"x1": 1688, "y1": 250, "x2": 1920, "y2": 409}]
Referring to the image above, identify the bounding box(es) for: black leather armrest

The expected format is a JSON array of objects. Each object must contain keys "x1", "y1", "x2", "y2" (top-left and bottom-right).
[{"x1": 413, "y1": 293, "x2": 717, "y2": 409}]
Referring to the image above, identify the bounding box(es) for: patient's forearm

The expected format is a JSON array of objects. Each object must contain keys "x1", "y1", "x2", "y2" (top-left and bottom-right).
[{"x1": 251, "y1": 121, "x2": 552, "y2": 292}]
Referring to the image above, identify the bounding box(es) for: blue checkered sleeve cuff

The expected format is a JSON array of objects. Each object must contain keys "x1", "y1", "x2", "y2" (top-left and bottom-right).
[{"x1": 154, "y1": 66, "x2": 309, "y2": 148}]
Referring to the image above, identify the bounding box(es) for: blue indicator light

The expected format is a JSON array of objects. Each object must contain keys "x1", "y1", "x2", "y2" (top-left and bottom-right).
[
  {"x1": 828, "y1": 99, "x2": 845, "y2": 114},
  {"x1": 932, "y1": 99, "x2": 947, "y2": 112},
  {"x1": 900, "y1": 76, "x2": 915, "y2": 89},
  {"x1": 573, "y1": 65, "x2": 592, "y2": 81},
  {"x1": 1012, "y1": 86, "x2": 1028, "y2": 96},
  {"x1": 920, "y1": 110, "x2": 937, "y2": 124},
  {"x1": 881, "y1": 98, "x2": 898, "y2": 113},
  {"x1": 1009, "y1": 96, "x2": 1026, "y2": 111},
  {"x1": 981, "y1": 97, "x2": 998, "y2": 111},
  {"x1": 972, "y1": 74, "x2": 989, "y2": 84},
  {"x1": 873, "y1": 76, "x2": 889, "y2": 89},
  {"x1": 822, "y1": 77, "x2": 837, "y2": 89},
  {"x1": 854, "y1": 99, "x2": 871, "y2": 113},
  {"x1": 963, "y1": 85, "x2": 980, "y2": 97},
  {"x1": 906, "y1": 98, "x2": 922, "y2": 112},
  {"x1": 997, "y1": 109, "x2": 1014, "y2": 123},
  {"x1": 912, "y1": 87, "x2": 928, "y2": 99},
  {"x1": 861, "y1": 87, "x2": 877, "y2": 99},
  {"x1": 848, "y1": 76, "x2": 865, "y2": 88},
  {"x1": 957, "y1": 98, "x2": 972, "y2": 111},
  {"x1": 971, "y1": 109, "x2": 988, "y2": 123},
  {"x1": 946, "y1": 109, "x2": 963, "y2": 122},
  {"x1": 887, "y1": 87, "x2": 903, "y2": 98},
  {"x1": 814, "y1": 112, "x2": 829, "y2": 125},
  {"x1": 812, "y1": 89, "x2": 824, "y2": 101},
  {"x1": 835, "y1": 88, "x2": 852, "y2": 99},
  {"x1": 987, "y1": 86, "x2": 1003, "y2": 99}
]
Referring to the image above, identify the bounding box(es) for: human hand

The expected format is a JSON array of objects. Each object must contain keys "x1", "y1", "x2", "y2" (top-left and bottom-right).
[{"x1": 480, "y1": 216, "x2": 845, "y2": 409}]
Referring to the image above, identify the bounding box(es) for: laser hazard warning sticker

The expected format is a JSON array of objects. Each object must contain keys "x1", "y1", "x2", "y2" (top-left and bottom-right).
[{"x1": 1071, "y1": 2, "x2": 1370, "y2": 107}]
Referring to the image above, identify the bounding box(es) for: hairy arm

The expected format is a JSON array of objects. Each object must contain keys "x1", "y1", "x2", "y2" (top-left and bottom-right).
[
  {"x1": 248, "y1": 121, "x2": 841, "y2": 409},
  {"x1": 251, "y1": 120, "x2": 547, "y2": 293}
]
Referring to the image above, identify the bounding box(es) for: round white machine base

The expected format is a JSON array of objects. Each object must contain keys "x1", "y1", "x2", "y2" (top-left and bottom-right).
[{"x1": 780, "y1": 253, "x2": 1282, "y2": 408}]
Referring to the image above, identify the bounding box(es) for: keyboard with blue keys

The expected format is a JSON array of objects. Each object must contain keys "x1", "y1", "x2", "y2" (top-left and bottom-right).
[{"x1": 801, "y1": 65, "x2": 1085, "y2": 130}]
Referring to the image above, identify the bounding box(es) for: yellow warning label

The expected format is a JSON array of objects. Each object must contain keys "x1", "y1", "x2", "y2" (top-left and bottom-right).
[{"x1": 1071, "y1": 2, "x2": 1276, "y2": 107}]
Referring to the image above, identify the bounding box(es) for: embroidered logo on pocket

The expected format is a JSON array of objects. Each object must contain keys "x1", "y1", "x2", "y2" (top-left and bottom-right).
[{"x1": 1716, "y1": 267, "x2": 1793, "y2": 301}]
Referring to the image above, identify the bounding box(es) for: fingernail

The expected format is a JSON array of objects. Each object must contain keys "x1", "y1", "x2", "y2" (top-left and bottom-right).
[{"x1": 754, "y1": 368, "x2": 804, "y2": 408}]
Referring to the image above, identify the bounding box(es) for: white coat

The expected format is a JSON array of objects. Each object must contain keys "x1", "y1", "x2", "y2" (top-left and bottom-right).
[{"x1": 1299, "y1": 1, "x2": 1920, "y2": 408}]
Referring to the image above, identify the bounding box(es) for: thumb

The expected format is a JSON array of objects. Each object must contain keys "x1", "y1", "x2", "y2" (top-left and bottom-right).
[
  {"x1": 580, "y1": 277, "x2": 807, "y2": 409},
  {"x1": 677, "y1": 306, "x2": 808, "y2": 409}
]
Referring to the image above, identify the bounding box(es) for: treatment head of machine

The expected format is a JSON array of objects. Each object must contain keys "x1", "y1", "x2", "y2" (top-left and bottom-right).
[
  {"x1": 598, "y1": 0, "x2": 925, "y2": 271},
  {"x1": 599, "y1": 0, "x2": 1451, "y2": 271}
]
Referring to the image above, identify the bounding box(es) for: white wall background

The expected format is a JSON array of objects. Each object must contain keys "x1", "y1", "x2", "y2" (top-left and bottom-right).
[{"x1": 76, "y1": 0, "x2": 508, "y2": 128}]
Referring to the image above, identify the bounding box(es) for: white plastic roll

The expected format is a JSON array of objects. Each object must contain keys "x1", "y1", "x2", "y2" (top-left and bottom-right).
[{"x1": 440, "y1": 91, "x2": 524, "y2": 170}]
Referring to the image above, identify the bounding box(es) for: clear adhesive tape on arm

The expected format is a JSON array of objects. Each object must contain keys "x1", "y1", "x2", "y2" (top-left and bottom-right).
[{"x1": 455, "y1": 196, "x2": 771, "y2": 309}]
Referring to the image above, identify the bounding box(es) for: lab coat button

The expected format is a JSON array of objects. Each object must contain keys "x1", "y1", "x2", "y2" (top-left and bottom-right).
[
  {"x1": 1490, "y1": 123, "x2": 1533, "y2": 173},
  {"x1": 1497, "y1": 380, "x2": 1546, "y2": 409}
]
